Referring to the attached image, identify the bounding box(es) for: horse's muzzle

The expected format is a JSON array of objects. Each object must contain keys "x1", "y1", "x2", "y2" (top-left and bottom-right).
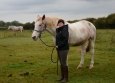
[{"x1": 32, "y1": 36, "x2": 36, "y2": 40}]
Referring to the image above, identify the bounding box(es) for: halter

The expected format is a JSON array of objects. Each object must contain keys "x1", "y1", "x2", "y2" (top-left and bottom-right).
[{"x1": 34, "y1": 22, "x2": 47, "y2": 33}]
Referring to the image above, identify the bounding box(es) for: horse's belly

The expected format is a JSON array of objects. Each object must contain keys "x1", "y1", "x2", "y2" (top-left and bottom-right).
[{"x1": 69, "y1": 37, "x2": 87, "y2": 46}]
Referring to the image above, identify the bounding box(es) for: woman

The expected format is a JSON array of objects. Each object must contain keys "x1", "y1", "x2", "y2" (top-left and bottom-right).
[{"x1": 56, "y1": 19, "x2": 69, "y2": 82}]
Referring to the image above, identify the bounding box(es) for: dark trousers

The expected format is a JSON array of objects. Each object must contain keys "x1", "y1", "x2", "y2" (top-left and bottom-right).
[{"x1": 57, "y1": 50, "x2": 69, "y2": 67}]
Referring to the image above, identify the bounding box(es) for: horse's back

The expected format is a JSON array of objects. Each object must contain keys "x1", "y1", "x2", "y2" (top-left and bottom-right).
[
  {"x1": 79, "y1": 20, "x2": 96, "y2": 38},
  {"x1": 68, "y1": 20, "x2": 96, "y2": 37},
  {"x1": 11, "y1": 26, "x2": 18, "y2": 30},
  {"x1": 68, "y1": 20, "x2": 96, "y2": 45},
  {"x1": 79, "y1": 20, "x2": 96, "y2": 31},
  {"x1": 69, "y1": 20, "x2": 96, "y2": 30}
]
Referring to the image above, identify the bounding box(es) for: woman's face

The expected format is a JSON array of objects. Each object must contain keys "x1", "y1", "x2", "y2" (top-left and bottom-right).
[{"x1": 57, "y1": 22, "x2": 64, "y2": 27}]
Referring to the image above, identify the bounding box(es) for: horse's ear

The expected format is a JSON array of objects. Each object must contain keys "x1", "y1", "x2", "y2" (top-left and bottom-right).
[
  {"x1": 42, "y1": 15, "x2": 45, "y2": 20},
  {"x1": 37, "y1": 15, "x2": 40, "y2": 18}
]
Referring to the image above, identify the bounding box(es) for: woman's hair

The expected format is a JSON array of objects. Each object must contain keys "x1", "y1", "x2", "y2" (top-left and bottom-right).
[{"x1": 57, "y1": 19, "x2": 65, "y2": 25}]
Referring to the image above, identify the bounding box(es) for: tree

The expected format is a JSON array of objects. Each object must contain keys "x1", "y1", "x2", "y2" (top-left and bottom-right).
[
  {"x1": 106, "y1": 13, "x2": 115, "y2": 28},
  {"x1": 83, "y1": 18, "x2": 96, "y2": 24},
  {"x1": 11, "y1": 20, "x2": 20, "y2": 26},
  {"x1": 94, "y1": 17, "x2": 107, "y2": 29},
  {"x1": 23, "y1": 21, "x2": 35, "y2": 30},
  {"x1": 0, "y1": 20, "x2": 5, "y2": 26}
]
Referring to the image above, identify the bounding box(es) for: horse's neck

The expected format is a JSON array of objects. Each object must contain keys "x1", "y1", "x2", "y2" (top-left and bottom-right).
[
  {"x1": 46, "y1": 26, "x2": 56, "y2": 37},
  {"x1": 46, "y1": 23, "x2": 70, "y2": 38},
  {"x1": 45, "y1": 17, "x2": 58, "y2": 37},
  {"x1": 45, "y1": 17, "x2": 69, "y2": 38}
]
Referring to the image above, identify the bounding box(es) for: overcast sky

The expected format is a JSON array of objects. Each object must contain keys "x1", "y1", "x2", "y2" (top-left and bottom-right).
[{"x1": 0, "y1": 0, "x2": 115, "y2": 23}]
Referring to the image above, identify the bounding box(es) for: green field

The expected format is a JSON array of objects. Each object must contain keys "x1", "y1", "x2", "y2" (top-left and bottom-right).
[{"x1": 0, "y1": 30, "x2": 115, "y2": 83}]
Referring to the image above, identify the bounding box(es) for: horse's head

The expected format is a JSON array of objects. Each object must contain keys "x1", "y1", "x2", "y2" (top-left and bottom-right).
[
  {"x1": 32, "y1": 15, "x2": 46, "y2": 41},
  {"x1": 8, "y1": 26, "x2": 11, "y2": 30}
]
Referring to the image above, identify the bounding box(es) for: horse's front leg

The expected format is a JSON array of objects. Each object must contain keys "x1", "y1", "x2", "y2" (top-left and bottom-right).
[
  {"x1": 21, "y1": 30, "x2": 23, "y2": 35},
  {"x1": 77, "y1": 44, "x2": 86, "y2": 69},
  {"x1": 14, "y1": 31, "x2": 16, "y2": 36}
]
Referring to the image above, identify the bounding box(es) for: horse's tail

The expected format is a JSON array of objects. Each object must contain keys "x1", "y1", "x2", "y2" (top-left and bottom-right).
[{"x1": 86, "y1": 40, "x2": 90, "y2": 52}]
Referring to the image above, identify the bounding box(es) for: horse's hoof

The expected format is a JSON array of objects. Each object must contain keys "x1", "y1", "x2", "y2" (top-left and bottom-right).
[
  {"x1": 77, "y1": 50, "x2": 81, "y2": 53},
  {"x1": 89, "y1": 65, "x2": 94, "y2": 69},
  {"x1": 77, "y1": 64, "x2": 83, "y2": 69}
]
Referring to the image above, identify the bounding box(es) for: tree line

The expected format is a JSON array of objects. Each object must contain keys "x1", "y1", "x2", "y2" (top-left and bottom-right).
[
  {"x1": 68, "y1": 13, "x2": 115, "y2": 29},
  {"x1": 0, "y1": 13, "x2": 115, "y2": 30},
  {"x1": 0, "y1": 20, "x2": 35, "y2": 30}
]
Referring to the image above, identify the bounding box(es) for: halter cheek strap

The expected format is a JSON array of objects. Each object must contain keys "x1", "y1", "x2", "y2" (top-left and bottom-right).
[{"x1": 34, "y1": 23, "x2": 47, "y2": 33}]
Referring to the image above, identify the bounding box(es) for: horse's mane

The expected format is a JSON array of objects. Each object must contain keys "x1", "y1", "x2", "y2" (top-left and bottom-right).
[
  {"x1": 36, "y1": 16, "x2": 63, "y2": 28},
  {"x1": 46, "y1": 17, "x2": 62, "y2": 27}
]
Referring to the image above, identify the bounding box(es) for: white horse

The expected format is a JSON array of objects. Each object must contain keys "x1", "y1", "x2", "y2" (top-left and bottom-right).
[
  {"x1": 8, "y1": 25, "x2": 23, "y2": 36},
  {"x1": 32, "y1": 15, "x2": 96, "y2": 69}
]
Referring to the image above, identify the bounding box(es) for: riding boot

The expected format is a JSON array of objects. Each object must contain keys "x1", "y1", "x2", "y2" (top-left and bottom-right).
[
  {"x1": 57, "y1": 65, "x2": 64, "y2": 81},
  {"x1": 61, "y1": 66, "x2": 68, "y2": 83}
]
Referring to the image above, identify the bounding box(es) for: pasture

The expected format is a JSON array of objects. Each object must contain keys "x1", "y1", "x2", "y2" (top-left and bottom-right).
[{"x1": 0, "y1": 29, "x2": 115, "y2": 83}]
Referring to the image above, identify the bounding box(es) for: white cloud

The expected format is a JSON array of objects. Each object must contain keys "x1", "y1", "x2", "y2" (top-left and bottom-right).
[{"x1": 0, "y1": 0, "x2": 115, "y2": 23}]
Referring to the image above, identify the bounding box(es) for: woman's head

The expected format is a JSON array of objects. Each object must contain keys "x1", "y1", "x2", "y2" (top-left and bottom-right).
[{"x1": 57, "y1": 19, "x2": 65, "y2": 27}]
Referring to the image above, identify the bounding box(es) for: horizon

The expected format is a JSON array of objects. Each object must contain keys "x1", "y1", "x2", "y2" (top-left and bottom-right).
[{"x1": 1, "y1": 13, "x2": 114, "y2": 24}]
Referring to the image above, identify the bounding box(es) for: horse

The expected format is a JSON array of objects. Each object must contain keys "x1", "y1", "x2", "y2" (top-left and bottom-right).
[
  {"x1": 8, "y1": 25, "x2": 23, "y2": 36},
  {"x1": 31, "y1": 15, "x2": 96, "y2": 69}
]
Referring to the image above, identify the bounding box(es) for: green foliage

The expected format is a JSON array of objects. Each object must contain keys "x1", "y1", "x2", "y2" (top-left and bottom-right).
[
  {"x1": 68, "y1": 13, "x2": 115, "y2": 29},
  {"x1": 82, "y1": 18, "x2": 96, "y2": 23},
  {"x1": 23, "y1": 21, "x2": 35, "y2": 30},
  {"x1": 0, "y1": 20, "x2": 22, "y2": 27},
  {"x1": 106, "y1": 13, "x2": 115, "y2": 28},
  {"x1": 94, "y1": 17, "x2": 107, "y2": 29},
  {"x1": 0, "y1": 20, "x2": 5, "y2": 26},
  {"x1": 0, "y1": 30, "x2": 115, "y2": 83},
  {"x1": 67, "y1": 19, "x2": 79, "y2": 23}
]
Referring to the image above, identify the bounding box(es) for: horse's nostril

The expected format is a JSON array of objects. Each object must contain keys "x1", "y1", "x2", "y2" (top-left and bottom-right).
[{"x1": 32, "y1": 36, "x2": 36, "y2": 39}]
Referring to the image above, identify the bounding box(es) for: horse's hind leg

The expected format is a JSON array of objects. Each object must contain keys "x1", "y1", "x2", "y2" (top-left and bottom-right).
[
  {"x1": 77, "y1": 44, "x2": 86, "y2": 69},
  {"x1": 89, "y1": 39, "x2": 95, "y2": 69},
  {"x1": 21, "y1": 30, "x2": 23, "y2": 35},
  {"x1": 21, "y1": 31, "x2": 23, "y2": 35}
]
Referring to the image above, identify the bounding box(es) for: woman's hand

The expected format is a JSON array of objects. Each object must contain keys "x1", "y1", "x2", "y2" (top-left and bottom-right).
[{"x1": 55, "y1": 46, "x2": 58, "y2": 48}]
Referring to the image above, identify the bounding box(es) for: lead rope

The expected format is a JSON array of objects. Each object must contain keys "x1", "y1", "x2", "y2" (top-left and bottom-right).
[{"x1": 39, "y1": 37, "x2": 59, "y2": 75}]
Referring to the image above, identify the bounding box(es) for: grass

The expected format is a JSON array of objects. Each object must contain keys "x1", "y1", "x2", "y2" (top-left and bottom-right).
[{"x1": 0, "y1": 29, "x2": 115, "y2": 83}]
